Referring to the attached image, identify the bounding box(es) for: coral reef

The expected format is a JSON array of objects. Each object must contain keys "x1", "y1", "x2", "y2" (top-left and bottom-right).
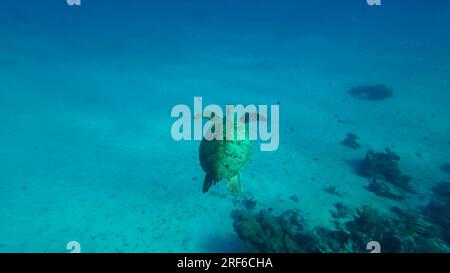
[
  {"x1": 330, "y1": 203, "x2": 352, "y2": 229},
  {"x1": 367, "y1": 177, "x2": 405, "y2": 200},
  {"x1": 323, "y1": 206, "x2": 447, "y2": 252},
  {"x1": 231, "y1": 209, "x2": 314, "y2": 252},
  {"x1": 359, "y1": 149, "x2": 413, "y2": 199},
  {"x1": 348, "y1": 84, "x2": 393, "y2": 101},
  {"x1": 331, "y1": 202, "x2": 352, "y2": 220},
  {"x1": 342, "y1": 132, "x2": 361, "y2": 149},
  {"x1": 424, "y1": 182, "x2": 450, "y2": 244},
  {"x1": 232, "y1": 206, "x2": 448, "y2": 253}
]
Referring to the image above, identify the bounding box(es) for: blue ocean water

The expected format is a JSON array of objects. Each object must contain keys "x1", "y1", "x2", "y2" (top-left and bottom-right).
[{"x1": 0, "y1": 0, "x2": 449, "y2": 253}]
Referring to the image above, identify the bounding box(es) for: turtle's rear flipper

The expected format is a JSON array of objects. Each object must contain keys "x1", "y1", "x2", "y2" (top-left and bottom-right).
[
  {"x1": 227, "y1": 174, "x2": 243, "y2": 197},
  {"x1": 202, "y1": 173, "x2": 214, "y2": 193}
]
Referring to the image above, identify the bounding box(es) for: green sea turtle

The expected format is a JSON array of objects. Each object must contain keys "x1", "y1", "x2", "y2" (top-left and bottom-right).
[{"x1": 198, "y1": 112, "x2": 263, "y2": 197}]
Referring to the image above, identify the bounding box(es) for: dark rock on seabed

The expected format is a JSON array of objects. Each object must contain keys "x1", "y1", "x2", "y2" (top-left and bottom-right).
[
  {"x1": 231, "y1": 209, "x2": 313, "y2": 253},
  {"x1": 348, "y1": 84, "x2": 393, "y2": 101},
  {"x1": 367, "y1": 177, "x2": 406, "y2": 200},
  {"x1": 424, "y1": 182, "x2": 450, "y2": 244},
  {"x1": 330, "y1": 203, "x2": 352, "y2": 220},
  {"x1": 232, "y1": 206, "x2": 449, "y2": 253},
  {"x1": 342, "y1": 132, "x2": 361, "y2": 150},
  {"x1": 359, "y1": 149, "x2": 413, "y2": 200}
]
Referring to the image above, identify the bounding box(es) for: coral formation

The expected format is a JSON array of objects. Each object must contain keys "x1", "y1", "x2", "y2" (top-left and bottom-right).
[
  {"x1": 231, "y1": 209, "x2": 314, "y2": 253},
  {"x1": 348, "y1": 84, "x2": 393, "y2": 101},
  {"x1": 424, "y1": 182, "x2": 450, "y2": 244},
  {"x1": 232, "y1": 206, "x2": 448, "y2": 253},
  {"x1": 331, "y1": 202, "x2": 352, "y2": 220},
  {"x1": 359, "y1": 149, "x2": 413, "y2": 199},
  {"x1": 342, "y1": 132, "x2": 361, "y2": 149},
  {"x1": 367, "y1": 177, "x2": 405, "y2": 200}
]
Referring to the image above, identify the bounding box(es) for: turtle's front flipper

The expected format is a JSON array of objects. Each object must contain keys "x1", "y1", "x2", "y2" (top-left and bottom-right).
[
  {"x1": 202, "y1": 173, "x2": 214, "y2": 193},
  {"x1": 227, "y1": 173, "x2": 243, "y2": 197}
]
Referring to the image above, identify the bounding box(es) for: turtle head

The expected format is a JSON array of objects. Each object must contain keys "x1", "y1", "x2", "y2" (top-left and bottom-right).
[
  {"x1": 193, "y1": 111, "x2": 223, "y2": 121},
  {"x1": 239, "y1": 112, "x2": 267, "y2": 124}
]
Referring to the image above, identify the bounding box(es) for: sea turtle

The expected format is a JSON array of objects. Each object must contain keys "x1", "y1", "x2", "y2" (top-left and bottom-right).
[{"x1": 198, "y1": 112, "x2": 263, "y2": 197}]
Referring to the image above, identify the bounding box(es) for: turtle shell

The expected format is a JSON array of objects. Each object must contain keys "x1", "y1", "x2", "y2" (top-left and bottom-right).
[
  {"x1": 199, "y1": 136, "x2": 253, "y2": 181},
  {"x1": 199, "y1": 118, "x2": 253, "y2": 189}
]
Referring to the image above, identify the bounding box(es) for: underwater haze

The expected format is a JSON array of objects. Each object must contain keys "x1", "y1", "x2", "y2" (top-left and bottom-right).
[{"x1": 1, "y1": 0, "x2": 450, "y2": 253}]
